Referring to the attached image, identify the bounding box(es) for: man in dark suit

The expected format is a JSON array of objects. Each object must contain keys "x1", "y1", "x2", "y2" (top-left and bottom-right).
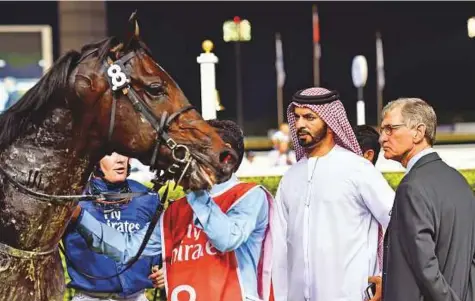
[{"x1": 379, "y1": 97, "x2": 475, "y2": 301}]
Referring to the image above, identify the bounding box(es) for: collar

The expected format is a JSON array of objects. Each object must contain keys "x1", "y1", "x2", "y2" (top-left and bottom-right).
[
  {"x1": 405, "y1": 147, "x2": 435, "y2": 174},
  {"x1": 89, "y1": 177, "x2": 130, "y2": 193},
  {"x1": 306, "y1": 143, "x2": 340, "y2": 160},
  {"x1": 209, "y1": 173, "x2": 240, "y2": 197}
]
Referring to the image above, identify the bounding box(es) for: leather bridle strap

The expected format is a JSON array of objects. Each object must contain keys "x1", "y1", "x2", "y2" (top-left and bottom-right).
[
  {"x1": 104, "y1": 51, "x2": 134, "y2": 142},
  {"x1": 103, "y1": 50, "x2": 196, "y2": 171}
]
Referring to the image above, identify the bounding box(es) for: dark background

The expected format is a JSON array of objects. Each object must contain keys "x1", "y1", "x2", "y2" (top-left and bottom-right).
[{"x1": 3, "y1": 1, "x2": 475, "y2": 135}]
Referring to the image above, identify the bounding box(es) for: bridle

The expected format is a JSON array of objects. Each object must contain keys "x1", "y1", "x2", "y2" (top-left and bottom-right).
[
  {"x1": 0, "y1": 46, "x2": 199, "y2": 296},
  {"x1": 103, "y1": 49, "x2": 196, "y2": 188}
]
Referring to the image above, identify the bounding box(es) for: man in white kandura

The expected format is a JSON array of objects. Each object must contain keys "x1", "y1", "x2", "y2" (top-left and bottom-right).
[{"x1": 271, "y1": 87, "x2": 395, "y2": 301}]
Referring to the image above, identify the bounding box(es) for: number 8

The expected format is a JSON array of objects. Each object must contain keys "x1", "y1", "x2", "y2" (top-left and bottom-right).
[{"x1": 107, "y1": 64, "x2": 129, "y2": 91}]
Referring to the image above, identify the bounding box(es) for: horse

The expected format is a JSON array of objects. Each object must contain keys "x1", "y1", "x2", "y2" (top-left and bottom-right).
[{"x1": 0, "y1": 13, "x2": 237, "y2": 301}]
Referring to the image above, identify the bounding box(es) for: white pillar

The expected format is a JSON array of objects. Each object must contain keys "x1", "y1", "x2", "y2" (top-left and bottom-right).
[
  {"x1": 356, "y1": 100, "x2": 366, "y2": 125},
  {"x1": 352, "y1": 55, "x2": 368, "y2": 126},
  {"x1": 197, "y1": 40, "x2": 219, "y2": 120}
]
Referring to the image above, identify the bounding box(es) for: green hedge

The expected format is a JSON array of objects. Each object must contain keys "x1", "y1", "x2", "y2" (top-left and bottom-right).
[
  {"x1": 146, "y1": 169, "x2": 475, "y2": 201},
  {"x1": 245, "y1": 170, "x2": 475, "y2": 193},
  {"x1": 63, "y1": 169, "x2": 475, "y2": 300}
]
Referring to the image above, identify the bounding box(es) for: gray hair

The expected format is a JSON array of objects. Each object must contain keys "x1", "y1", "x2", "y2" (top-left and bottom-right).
[{"x1": 382, "y1": 98, "x2": 437, "y2": 146}]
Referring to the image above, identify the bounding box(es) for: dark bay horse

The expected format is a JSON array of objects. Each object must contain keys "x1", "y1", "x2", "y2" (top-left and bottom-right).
[{"x1": 0, "y1": 14, "x2": 236, "y2": 301}]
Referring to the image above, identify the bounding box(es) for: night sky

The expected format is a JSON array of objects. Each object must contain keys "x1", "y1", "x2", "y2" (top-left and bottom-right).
[{"x1": 3, "y1": 1, "x2": 475, "y2": 135}]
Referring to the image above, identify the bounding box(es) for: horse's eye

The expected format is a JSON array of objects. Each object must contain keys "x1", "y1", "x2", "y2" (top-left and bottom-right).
[{"x1": 146, "y1": 82, "x2": 165, "y2": 97}]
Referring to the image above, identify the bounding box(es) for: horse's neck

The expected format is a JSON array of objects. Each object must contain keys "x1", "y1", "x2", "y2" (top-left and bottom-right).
[{"x1": 0, "y1": 107, "x2": 91, "y2": 195}]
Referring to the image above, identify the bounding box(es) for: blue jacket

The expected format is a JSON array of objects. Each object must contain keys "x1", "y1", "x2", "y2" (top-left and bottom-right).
[{"x1": 63, "y1": 178, "x2": 160, "y2": 297}]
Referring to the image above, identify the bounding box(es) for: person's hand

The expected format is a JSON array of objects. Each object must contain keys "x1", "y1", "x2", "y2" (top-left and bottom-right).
[
  {"x1": 70, "y1": 205, "x2": 82, "y2": 223},
  {"x1": 149, "y1": 265, "x2": 165, "y2": 289},
  {"x1": 367, "y1": 276, "x2": 382, "y2": 301}
]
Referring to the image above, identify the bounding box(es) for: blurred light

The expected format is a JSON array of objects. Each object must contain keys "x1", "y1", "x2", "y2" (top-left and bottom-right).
[
  {"x1": 223, "y1": 21, "x2": 236, "y2": 42},
  {"x1": 223, "y1": 19, "x2": 252, "y2": 42},
  {"x1": 239, "y1": 20, "x2": 252, "y2": 41},
  {"x1": 468, "y1": 17, "x2": 475, "y2": 38},
  {"x1": 0, "y1": 60, "x2": 5, "y2": 68},
  {"x1": 351, "y1": 55, "x2": 368, "y2": 88}
]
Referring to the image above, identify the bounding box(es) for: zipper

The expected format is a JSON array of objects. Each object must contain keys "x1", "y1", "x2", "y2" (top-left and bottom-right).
[
  {"x1": 303, "y1": 193, "x2": 310, "y2": 300},
  {"x1": 303, "y1": 158, "x2": 319, "y2": 300},
  {"x1": 382, "y1": 224, "x2": 390, "y2": 301}
]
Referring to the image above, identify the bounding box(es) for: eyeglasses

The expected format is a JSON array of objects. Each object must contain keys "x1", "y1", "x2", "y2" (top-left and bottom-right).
[{"x1": 379, "y1": 123, "x2": 406, "y2": 136}]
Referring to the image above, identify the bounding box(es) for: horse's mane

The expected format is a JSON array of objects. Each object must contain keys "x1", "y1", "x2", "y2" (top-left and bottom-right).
[{"x1": 0, "y1": 36, "x2": 131, "y2": 150}]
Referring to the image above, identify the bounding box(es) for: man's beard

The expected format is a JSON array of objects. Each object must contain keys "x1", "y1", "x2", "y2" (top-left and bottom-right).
[{"x1": 297, "y1": 124, "x2": 328, "y2": 148}]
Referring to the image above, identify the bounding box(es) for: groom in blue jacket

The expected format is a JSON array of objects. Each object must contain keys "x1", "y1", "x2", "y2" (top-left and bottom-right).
[{"x1": 62, "y1": 152, "x2": 159, "y2": 301}]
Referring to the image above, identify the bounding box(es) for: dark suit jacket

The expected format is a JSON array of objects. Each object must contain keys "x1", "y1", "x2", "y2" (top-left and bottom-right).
[{"x1": 382, "y1": 152, "x2": 475, "y2": 301}]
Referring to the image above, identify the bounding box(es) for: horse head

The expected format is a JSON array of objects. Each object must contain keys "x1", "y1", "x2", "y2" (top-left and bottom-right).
[{"x1": 68, "y1": 12, "x2": 237, "y2": 190}]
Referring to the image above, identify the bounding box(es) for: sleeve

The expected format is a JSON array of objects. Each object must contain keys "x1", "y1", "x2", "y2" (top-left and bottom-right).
[
  {"x1": 357, "y1": 162, "x2": 395, "y2": 229},
  {"x1": 270, "y1": 182, "x2": 289, "y2": 301},
  {"x1": 396, "y1": 182, "x2": 460, "y2": 301},
  {"x1": 76, "y1": 209, "x2": 162, "y2": 263},
  {"x1": 186, "y1": 186, "x2": 268, "y2": 253}
]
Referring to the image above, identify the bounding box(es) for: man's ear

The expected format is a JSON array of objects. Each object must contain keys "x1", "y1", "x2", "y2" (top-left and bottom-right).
[
  {"x1": 363, "y1": 149, "x2": 375, "y2": 164},
  {"x1": 413, "y1": 123, "x2": 427, "y2": 144}
]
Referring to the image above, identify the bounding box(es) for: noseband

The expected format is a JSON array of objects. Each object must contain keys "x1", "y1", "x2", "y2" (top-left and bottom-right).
[{"x1": 104, "y1": 50, "x2": 195, "y2": 188}]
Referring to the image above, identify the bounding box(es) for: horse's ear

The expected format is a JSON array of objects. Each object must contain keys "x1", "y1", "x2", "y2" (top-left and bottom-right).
[
  {"x1": 123, "y1": 10, "x2": 140, "y2": 50},
  {"x1": 128, "y1": 10, "x2": 140, "y2": 38}
]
